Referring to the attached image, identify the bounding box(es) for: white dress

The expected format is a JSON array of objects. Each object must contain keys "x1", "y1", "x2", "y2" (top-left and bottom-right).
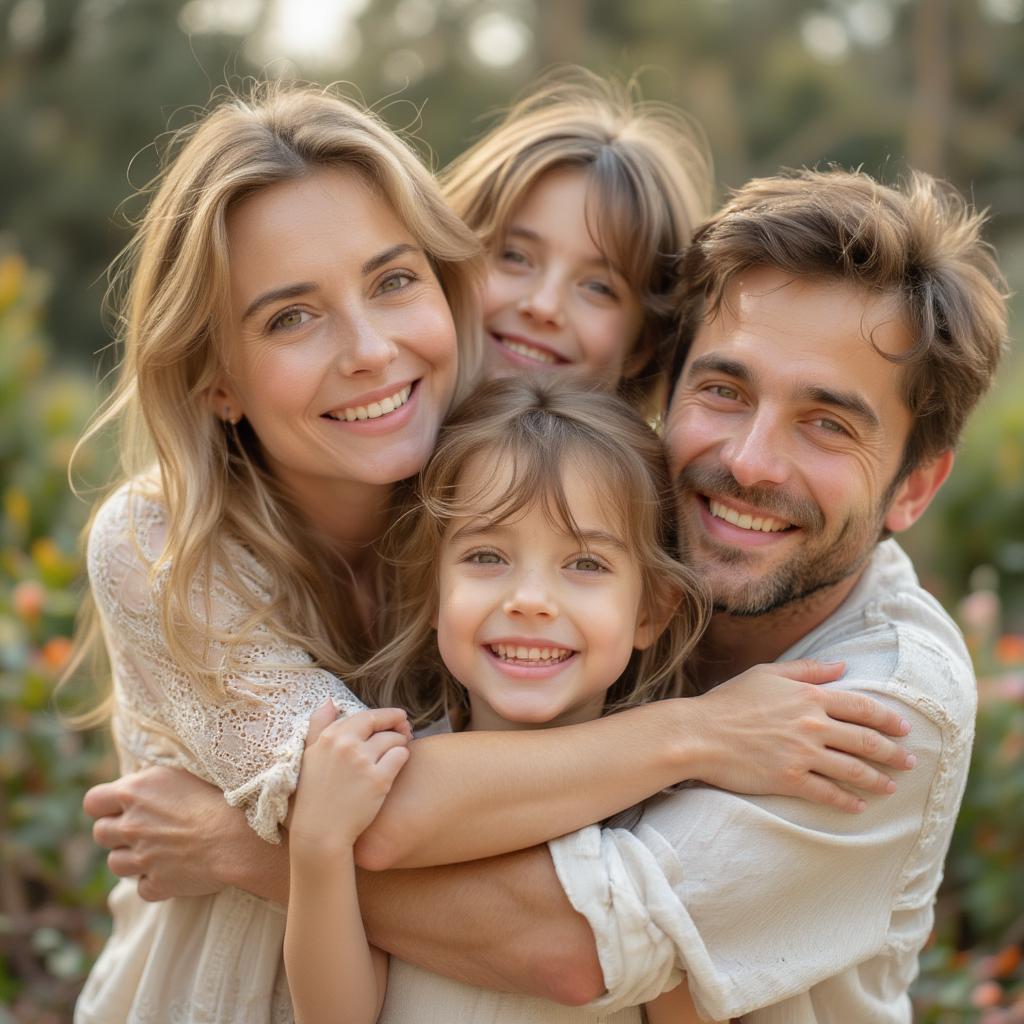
[{"x1": 74, "y1": 481, "x2": 364, "y2": 1024}]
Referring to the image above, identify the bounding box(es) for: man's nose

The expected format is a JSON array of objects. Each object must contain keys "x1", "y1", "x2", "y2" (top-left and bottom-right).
[{"x1": 720, "y1": 410, "x2": 791, "y2": 488}]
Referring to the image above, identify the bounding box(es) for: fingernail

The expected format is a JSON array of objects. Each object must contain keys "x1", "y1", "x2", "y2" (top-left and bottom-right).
[
  {"x1": 885, "y1": 779, "x2": 897, "y2": 793},
  {"x1": 905, "y1": 753, "x2": 917, "y2": 769},
  {"x1": 899, "y1": 719, "x2": 911, "y2": 735}
]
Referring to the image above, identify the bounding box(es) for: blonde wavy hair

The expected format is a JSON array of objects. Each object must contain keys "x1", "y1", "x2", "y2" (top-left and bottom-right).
[
  {"x1": 441, "y1": 67, "x2": 713, "y2": 406},
  {"x1": 353, "y1": 374, "x2": 710, "y2": 729},
  {"x1": 66, "y1": 83, "x2": 484, "y2": 722}
]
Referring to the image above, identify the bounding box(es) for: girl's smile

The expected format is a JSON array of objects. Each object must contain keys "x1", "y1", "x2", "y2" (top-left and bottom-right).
[{"x1": 480, "y1": 166, "x2": 644, "y2": 387}]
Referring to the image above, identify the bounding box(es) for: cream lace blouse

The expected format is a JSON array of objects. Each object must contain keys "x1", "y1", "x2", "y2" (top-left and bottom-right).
[{"x1": 74, "y1": 482, "x2": 364, "y2": 1024}]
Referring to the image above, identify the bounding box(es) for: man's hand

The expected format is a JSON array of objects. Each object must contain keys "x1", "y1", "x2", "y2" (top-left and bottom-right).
[{"x1": 84, "y1": 767, "x2": 249, "y2": 901}]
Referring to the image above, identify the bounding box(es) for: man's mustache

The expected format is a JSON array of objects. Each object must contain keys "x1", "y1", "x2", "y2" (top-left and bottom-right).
[{"x1": 676, "y1": 464, "x2": 826, "y2": 534}]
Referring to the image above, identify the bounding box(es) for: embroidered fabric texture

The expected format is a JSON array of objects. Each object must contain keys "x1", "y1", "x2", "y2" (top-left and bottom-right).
[{"x1": 75, "y1": 482, "x2": 364, "y2": 1024}]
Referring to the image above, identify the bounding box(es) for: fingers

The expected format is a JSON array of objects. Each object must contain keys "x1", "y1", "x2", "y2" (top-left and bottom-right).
[
  {"x1": 825, "y1": 720, "x2": 916, "y2": 771},
  {"x1": 305, "y1": 700, "x2": 339, "y2": 747},
  {"x1": 325, "y1": 706, "x2": 409, "y2": 742},
  {"x1": 821, "y1": 690, "x2": 911, "y2": 738},
  {"x1": 792, "y1": 774, "x2": 868, "y2": 815},
  {"x1": 773, "y1": 659, "x2": 845, "y2": 684},
  {"x1": 93, "y1": 813, "x2": 129, "y2": 851},
  {"x1": 362, "y1": 729, "x2": 411, "y2": 765},
  {"x1": 376, "y1": 744, "x2": 410, "y2": 781},
  {"x1": 815, "y1": 749, "x2": 897, "y2": 796},
  {"x1": 107, "y1": 848, "x2": 145, "y2": 878},
  {"x1": 83, "y1": 780, "x2": 127, "y2": 820}
]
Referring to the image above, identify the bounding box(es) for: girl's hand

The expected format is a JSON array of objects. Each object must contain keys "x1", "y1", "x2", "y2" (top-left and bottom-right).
[
  {"x1": 288, "y1": 704, "x2": 412, "y2": 862},
  {"x1": 689, "y1": 660, "x2": 915, "y2": 813}
]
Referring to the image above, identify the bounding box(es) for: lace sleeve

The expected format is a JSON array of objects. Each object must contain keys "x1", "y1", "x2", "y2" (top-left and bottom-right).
[{"x1": 87, "y1": 483, "x2": 366, "y2": 843}]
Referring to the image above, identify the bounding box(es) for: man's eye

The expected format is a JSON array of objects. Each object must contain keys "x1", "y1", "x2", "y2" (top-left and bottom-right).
[
  {"x1": 269, "y1": 308, "x2": 310, "y2": 331},
  {"x1": 708, "y1": 384, "x2": 739, "y2": 400},
  {"x1": 814, "y1": 417, "x2": 848, "y2": 435}
]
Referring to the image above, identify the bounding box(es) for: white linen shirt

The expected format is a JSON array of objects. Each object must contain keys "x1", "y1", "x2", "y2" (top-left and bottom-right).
[{"x1": 549, "y1": 540, "x2": 975, "y2": 1023}]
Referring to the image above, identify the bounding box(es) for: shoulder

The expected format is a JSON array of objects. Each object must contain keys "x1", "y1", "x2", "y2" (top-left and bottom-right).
[{"x1": 796, "y1": 540, "x2": 976, "y2": 733}]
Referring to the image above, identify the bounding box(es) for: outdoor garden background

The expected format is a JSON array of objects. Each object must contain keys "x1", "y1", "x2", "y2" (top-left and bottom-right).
[{"x1": 1, "y1": 0, "x2": 1022, "y2": 1020}]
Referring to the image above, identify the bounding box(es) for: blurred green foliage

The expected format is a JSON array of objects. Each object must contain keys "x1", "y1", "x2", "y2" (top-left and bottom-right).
[{"x1": 0, "y1": 248, "x2": 1021, "y2": 1019}]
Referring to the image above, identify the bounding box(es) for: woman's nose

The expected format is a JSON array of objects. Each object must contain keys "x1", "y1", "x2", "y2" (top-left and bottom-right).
[{"x1": 335, "y1": 317, "x2": 400, "y2": 376}]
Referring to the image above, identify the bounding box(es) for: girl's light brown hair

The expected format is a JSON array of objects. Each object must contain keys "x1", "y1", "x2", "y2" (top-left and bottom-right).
[
  {"x1": 354, "y1": 374, "x2": 710, "y2": 729},
  {"x1": 65, "y1": 83, "x2": 484, "y2": 722},
  {"x1": 441, "y1": 67, "x2": 713, "y2": 405}
]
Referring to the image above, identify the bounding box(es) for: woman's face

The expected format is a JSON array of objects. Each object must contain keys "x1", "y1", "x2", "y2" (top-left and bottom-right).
[
  {"x1": 213, "y1": 168, "x2": 458, "y2": 506},
  {"x1": 479, "y1": 166, "x2": 644, "y2": 388}
]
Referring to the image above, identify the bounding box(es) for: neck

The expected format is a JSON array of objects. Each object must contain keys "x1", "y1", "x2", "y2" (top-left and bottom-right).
[
  {"x1": 694, "y1": 571, "x2": 864, "y2": 689},
  {"x1": 273, "y1": 465, "x2": 396, "y2": 565}
]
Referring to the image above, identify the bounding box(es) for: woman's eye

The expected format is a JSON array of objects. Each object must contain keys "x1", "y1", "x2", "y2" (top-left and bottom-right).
[
  {"x1": 569, "y1": 555, "x2": 605, "y2": 573},
  {"x1": 500, "y1": 248, "x2": 529, "y2": 266},
  {"x1": 378, "y1": 271, "x2": 415, "y2": 294},
  {"x1": 269, "y1": 308, "x2": 310, "y2": 331}
]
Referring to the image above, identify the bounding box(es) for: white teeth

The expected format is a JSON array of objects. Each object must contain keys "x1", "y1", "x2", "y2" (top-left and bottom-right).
[
  {"x1": 709, "y1": 500, "x2": 789, "y2": 533},
  {"x1": 500, "y1": 338, "x2": 558, "y2": 364},
  {"x1": 329, "y1": 385, "x2": 411, "y2": 422},
  {"x1": 490, "y1": 643, "x2": 572, "y2": 663}
]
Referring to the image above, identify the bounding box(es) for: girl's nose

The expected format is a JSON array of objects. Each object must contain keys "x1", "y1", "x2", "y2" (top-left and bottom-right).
[
  {"x1": 502, "y1": 573, "x2": 559, "y2": 619},
  {"x1": 517, "y1": 274, "x2": 565, "y2": 328},
  {"x1": 720, "y1": 411, "x2": 791, "y2": 488}
]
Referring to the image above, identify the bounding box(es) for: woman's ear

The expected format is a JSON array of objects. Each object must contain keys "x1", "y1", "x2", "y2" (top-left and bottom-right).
[{"x1": 207, "y1": 379, "x2": 243, "y2": 426}]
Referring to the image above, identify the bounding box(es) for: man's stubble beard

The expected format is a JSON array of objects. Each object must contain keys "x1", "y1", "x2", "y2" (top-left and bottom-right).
[{"x1": 675, "y1": 464, "x2": 887, "y2": 618}]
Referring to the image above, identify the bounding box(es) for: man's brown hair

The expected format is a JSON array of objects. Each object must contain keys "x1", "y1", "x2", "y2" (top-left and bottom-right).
[{"x1": 670, "y1": 167, "x2": 1010, "y2": 477}]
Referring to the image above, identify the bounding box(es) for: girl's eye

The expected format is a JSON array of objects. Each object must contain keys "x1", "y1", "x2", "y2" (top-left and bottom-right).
[
  {"x1": 377, "y1": 271, "x2": 416, "y2": 295},
  {"x1": 584, "y1": 280, "x2": 616, "y2": 299},
  {"x1": 569, "y1": 555, "x2": 605, "y2": 573},
  {"x1": 467, "y1": 550, "x2": 504, "y2": 566},
  {"x1": 269, "y1": 308, "x2": 311, "y2": 332},
  {"x1": 500, "y1": 248, "x2": 529, "y2": 266}
]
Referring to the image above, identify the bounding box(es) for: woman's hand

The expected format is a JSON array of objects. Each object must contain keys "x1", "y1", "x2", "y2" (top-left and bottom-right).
[
  {"x1": 686, "y1": 659, "x2": 915, "y2": 813},
  {"x1": 83, "y1": 767, "x2": 257, "y2": 901},
  {"x1": 288, "y1": 704, "x2": 412, "y2": 865}
]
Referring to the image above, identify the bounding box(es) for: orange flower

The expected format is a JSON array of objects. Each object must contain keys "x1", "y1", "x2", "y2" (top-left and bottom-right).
[
  {"x1": 41, "y1": 635, "x2": 72, "y2": 672},
  {"x1": 12, "y1": 579, "x2": 45, "y2": 621},
  {"x1": 996, "y1": 635, "x2": 1024, "y2": 665}
]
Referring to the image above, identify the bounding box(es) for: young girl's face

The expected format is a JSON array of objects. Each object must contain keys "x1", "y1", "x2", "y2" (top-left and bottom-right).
[
  {"x1": 212, "y1": 168, "x2": 458, "y2": 505},
  {"x1": 435, "y1": 453, "x2": 658, "y2": 731},
  {"x1": 480, "y1": 166, "x2": 644, "y2": 388}
]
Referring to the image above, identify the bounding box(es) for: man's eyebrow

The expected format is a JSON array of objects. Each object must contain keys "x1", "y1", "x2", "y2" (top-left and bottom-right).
[
  {"x1": 685, "y1": 355, "x2": 753, "y2": 383},
  {"x1": 242, "y1": 283, "x2": 317, "y2": 324},
  {"x1": 798, "y1": 385, "x2": 881, "y2": 429},
  {"x1": 361, "y1": 242, "x2": 420, "y2": 276}
]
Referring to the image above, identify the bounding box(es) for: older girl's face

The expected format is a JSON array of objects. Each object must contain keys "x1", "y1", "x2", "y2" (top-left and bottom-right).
[{"x1": 212, "y1": 168, "x2": 458, "y2": 501}]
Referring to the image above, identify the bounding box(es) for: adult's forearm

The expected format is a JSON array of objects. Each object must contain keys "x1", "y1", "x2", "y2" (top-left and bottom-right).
[
  {"x1": 356, "y1": 845, "x2": 606, "y2": 1006},
  {"x1": 355, "y1": 700, "x2": 694, "y2": 870}
]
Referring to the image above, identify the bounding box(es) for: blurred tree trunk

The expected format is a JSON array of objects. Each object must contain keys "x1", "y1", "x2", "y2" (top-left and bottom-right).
[
  {"x1": 536, "y1": 0, "x2": 586, "y2": 66},
  {"x1": 907, "y1": 0, "x2": 951, "y2": 176}
]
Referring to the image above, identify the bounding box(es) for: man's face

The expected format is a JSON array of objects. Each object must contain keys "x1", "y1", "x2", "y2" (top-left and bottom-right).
[{"x1": 665, "y1": 267, "x2": 915, "y2": 617}]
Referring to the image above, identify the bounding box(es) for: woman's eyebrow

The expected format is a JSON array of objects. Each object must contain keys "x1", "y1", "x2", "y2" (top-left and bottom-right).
[
  {"x1": 242, "y1": 282, "x2": 317, "y2": 324},
  {"x1": 361, "y1": 242, "x2": 420, "y2": 276}
]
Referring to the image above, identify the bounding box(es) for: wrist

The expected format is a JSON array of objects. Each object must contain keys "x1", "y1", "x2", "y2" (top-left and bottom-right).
[{"x1": 662, "y1": 695, "x2": 717, "y2": 784}]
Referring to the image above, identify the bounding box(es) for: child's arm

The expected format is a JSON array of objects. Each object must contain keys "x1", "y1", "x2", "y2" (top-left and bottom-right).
[
  {"x1": 283, "y1": 707, "x2": 410, "y2": 1024},
  {"x1": 645, "y1": 981, "x2": 726, "y2": 1024}
]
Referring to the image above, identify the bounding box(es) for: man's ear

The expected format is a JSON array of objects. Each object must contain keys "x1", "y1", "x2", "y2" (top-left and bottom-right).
[{"x1": 883, "y1": 449, "x2": 954, "y2": 534}]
